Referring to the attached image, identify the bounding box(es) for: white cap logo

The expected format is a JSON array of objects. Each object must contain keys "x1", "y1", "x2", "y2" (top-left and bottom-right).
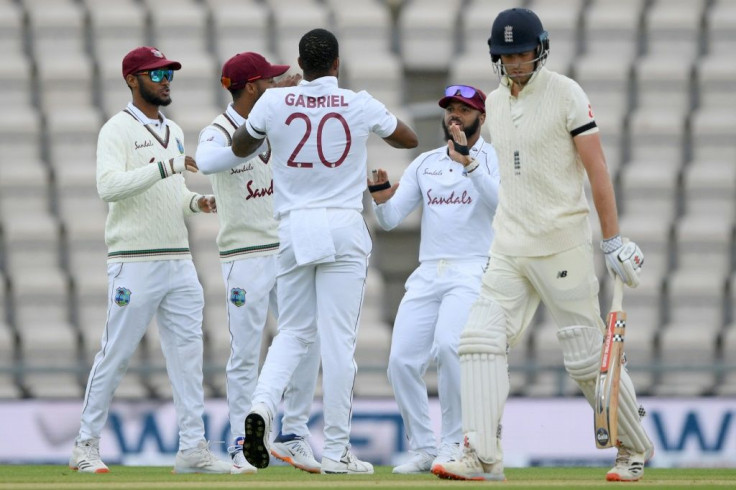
[
  {"x1": 504, "y1": 25, "x2": 513, "y2": 43},
  {"x1": 151, "y1": 48, "x2": 164, "y2": 58}
]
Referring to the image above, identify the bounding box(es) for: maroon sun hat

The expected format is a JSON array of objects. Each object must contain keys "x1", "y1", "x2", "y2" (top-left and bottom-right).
[
  {"x1": 221, "y1": 52, "x2": 290, "y2": 90},
  {"x1": 122, "y1": 46, "x2": 181, "y2": 78}
]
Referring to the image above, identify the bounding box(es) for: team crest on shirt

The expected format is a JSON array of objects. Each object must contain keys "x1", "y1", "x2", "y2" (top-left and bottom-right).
[
  {"x1": 230, "y1": 288, "x2": 246, "y2": 307},
  {"x1": 176, "y1": 137, "x2": 184, "y2": 154},
  {"x1": 114, "y1": 287, "x2": 132, "y2": 307}
]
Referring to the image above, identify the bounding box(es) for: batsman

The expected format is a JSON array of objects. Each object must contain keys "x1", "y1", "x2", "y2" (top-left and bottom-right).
[{"x1": 432, "y1": 8, "x2": 653, "y2": 482}]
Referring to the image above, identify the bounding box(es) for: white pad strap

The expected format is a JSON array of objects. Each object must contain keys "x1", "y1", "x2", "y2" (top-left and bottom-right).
[
  {"x1": 458, "y1": 296, "x2": 508, "y2": 464},
  {"x1": 557, "y1": 326, "x2": 603, "y2": 405}
]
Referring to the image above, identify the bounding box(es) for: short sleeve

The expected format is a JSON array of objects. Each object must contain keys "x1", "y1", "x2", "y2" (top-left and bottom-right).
[
  {"x1": 566, "y1": 80, "x2": 599, "y2": 138},
  {"x1": 362, "y1": 92, "x2": 398, "y2": 138},
  {"x1": 245, "y1": 90, "x2": 273, "y2": 139}
]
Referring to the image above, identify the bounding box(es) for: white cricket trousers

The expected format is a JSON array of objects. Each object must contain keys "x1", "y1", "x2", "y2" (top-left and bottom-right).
[
  {"x1": 77, "y1": 260, "x2": 207, "y2": 451},
  {"x1": 221, "y1": 256, "x2": 320, "y2": 440},
  {"x1": 252, "y1": 209, "x2": 371, "y2": 462},
  {"x1": 387, "y1": 258, "x2": 486, "y2": 454}
]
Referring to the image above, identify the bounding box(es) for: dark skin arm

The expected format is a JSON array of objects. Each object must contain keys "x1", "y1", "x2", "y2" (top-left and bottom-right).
[
  {"x1": 384, "y1": 118, "x2": 418, "y2": 149},
  {"x1": 232, "y1": 113, "x2": 418, "y2": 156},
  {"x1": 231, "y1": 125, "x2": 263, "y2": 158}
]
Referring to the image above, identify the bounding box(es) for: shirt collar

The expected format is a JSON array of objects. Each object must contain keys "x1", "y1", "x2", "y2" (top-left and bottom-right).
[
  {"x1": 298, "y1": 76, "x2": 339, "y2": 88},
  {"x1": 501, "y1": 66, "x2": 548, "y2": 96},
  {"x1": 126, "y1": 102, "x2": 167, "y2": 126},
  {"x1": 225, "y1": 103, "x2": 246, "y2": 126}
]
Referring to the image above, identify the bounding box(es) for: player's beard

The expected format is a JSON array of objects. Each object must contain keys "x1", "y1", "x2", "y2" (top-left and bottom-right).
[
  {"x1": 139, "y1": 81, "x2": 172, "y2": 107},
  {"x1": 442, "y1": 115, "x2": 481, "y2": 142}
]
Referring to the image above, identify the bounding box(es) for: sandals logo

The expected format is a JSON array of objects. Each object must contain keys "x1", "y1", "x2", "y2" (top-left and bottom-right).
[
  {"x1": 230, "y1": 288, "x2": 246, "y2": 307},
  {"x1": 114, "y1": 287, "x2": 132, "y2": 307}
]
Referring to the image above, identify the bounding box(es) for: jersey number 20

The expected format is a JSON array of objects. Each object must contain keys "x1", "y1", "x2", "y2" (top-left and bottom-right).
[{"x1": 285, "y1": 112, "x2": 352, "y2": 168}]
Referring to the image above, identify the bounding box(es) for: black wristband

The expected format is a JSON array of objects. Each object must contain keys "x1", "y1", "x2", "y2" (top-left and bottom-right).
[
  {"x1": 368, "y1": 181, "x2": 391, "y2": 193},
  {"x1": 453, "y1": 140, "x2": 470, "y2": 156}
]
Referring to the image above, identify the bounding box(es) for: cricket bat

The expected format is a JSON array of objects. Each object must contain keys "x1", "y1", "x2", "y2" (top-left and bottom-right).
[{"x1": 594, "y1": 276, "x2": 626, "y2": 449}]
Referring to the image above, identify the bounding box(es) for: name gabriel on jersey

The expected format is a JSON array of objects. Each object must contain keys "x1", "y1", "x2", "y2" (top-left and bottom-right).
[{"x1": 284, "y1": 93, "x2": 349, "y2": 108}]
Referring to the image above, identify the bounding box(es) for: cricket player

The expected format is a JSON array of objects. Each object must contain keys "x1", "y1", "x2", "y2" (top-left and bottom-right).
[
  {"x1": 432, "y1": 8, "x2": 653, "y2": 482},
  {"x1": 195, "y1": 51, "x2": 321, "y2": 474},
  {"x1": 230, "y1": 28, "x2": 418, "y2": 474},
  {"x1": 69, "y1": 46, "x2": 231, "y2": 474},
  {"x1": 370, "y1": 86, "x2": 499, "y2": 474}
]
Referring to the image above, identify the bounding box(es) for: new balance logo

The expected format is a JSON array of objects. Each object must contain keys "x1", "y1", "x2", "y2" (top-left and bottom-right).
[{"x1": 557, "y1": 270, "x2": 568, "y2": 278}]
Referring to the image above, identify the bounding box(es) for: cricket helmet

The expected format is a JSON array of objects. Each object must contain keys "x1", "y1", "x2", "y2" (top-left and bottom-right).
[{"x1": 487, "y1": 8, "x2": 549, "y2": 64}]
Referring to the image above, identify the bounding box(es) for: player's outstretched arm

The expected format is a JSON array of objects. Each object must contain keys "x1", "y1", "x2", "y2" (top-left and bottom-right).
[
  {"x1": 383, "y1": 118, "x2": 418, "y2": 149},
  {"x1": 231, "y1": 125, "x2": 264, "y2": 158}
]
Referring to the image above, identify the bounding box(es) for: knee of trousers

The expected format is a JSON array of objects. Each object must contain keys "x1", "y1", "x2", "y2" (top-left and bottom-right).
[
  {"x1": 557, "y1": 325, "x2": 602, "y2": 383},
  {"x1": 386, "y1": 354, "x2": 426, "y2": 383}
]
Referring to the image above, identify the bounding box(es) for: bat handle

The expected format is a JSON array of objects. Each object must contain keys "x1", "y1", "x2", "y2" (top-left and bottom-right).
[{"x1": 611, "y1": 275, "x2": 624, "y2": 312}]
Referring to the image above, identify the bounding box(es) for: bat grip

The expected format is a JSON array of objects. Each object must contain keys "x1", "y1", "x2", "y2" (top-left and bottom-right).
[{"x1": 611, "y1": 275, "x2": 624, "y2": 312}]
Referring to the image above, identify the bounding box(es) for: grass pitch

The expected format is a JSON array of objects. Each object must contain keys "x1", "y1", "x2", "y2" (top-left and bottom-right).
[{"x1": 0, "y1": 465, "x2": 735, "y2": 490}]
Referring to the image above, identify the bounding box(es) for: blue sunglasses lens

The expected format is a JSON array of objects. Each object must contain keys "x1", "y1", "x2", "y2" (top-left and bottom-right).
[
  {"x1": 149, "y1": 69, "x2": 174, "y2": 82},
  {"x1": 445, "y1": 85, "x2": 476, "y2": 98}
]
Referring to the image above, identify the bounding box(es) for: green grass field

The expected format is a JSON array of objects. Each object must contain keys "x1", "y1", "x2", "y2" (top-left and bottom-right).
[{"x1": 1, "y1": 465, "x2": 735, "y2": 490}]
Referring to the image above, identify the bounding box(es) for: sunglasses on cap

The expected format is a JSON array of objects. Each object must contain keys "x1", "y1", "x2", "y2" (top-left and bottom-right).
[
  {"x1": 136, "y1": 69, "x2": 175, "y2": 83},
  {"x1": 445, "y1": 85, "x2": 478, "y2": 98}
]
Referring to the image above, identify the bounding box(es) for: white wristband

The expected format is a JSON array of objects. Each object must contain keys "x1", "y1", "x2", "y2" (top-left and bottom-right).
[
  {"x1": 171, "y1": 155, "x2": 187, "y2": 174},
  {"x1": 465, "y1": 158, "x2": 480, "y2": 174}
]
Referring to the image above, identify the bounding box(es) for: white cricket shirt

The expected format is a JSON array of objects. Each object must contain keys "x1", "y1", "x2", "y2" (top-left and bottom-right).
[
  {"x1": 97, "y1": 103, "x2": 201, "y2": 262},
  {"x1": 196, "y1": 104, "x2": 279, "y2": 261},
  {"x1": 373, "y1": 137, "x2": 500, "y2": 262},
  {"x1": 486, "y1": 67, "x2": 599, "y2": 257},
  {"x1": 244, "y1": 76, "x2": 398, "y2": 217}
]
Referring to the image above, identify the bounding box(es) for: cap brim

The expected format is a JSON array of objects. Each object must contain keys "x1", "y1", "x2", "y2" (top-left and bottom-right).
[
  {"x1": 263, "y1": 64, "x2": 290, "y2": 78},
  {"x1": 138, "y1": 59, "x2": 182, "y2": 72},
  {"x1": 438, "y1": 95, "x2": 485, "y2": 113}
]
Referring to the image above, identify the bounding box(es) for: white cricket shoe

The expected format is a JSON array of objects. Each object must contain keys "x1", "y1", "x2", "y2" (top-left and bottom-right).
[
  {"x1": 321, "y1": 448, "x2": 374, "y2": 475},
  {"x1": 432, "y1": 444, "x2": 505, "y2": 481},
  {"x1": 433, "y1": 441, "x2": 462, "y2": 466},
  {"x1": 606, "y1": 444, "x2": 654, "y2": 482},
  {"x1": 392, "y1": 450, "x2": 435, "y2": 474},
  {"x1": 228, "y1": 437, "x2": 257, "y2": 474},
  {"x1": 174, "y1": 440, "x2": 232, "y2": 474},
  {"x1": 243, "y1": 403, "x2": 273, "y2": 469},
  {"x1": 69, "y1": 439, "x2": 109, "y2": 473},
  {"x1": 271, "y1": 435, "x2": 321, "y2": 473}
]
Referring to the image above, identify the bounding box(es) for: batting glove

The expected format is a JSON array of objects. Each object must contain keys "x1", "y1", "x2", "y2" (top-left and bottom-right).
[{"x1": 601, "y1": 235, "x2": 644, "y2": 288}]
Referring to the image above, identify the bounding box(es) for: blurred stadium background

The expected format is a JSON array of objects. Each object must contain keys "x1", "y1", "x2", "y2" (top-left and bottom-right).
[{"x1": 0, "y1": 0, "x2": 735, "y2": 413}]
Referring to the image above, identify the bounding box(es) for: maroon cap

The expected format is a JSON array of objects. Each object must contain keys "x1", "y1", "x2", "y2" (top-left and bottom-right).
[
  {"x1": 438, "y1": 85, "x2": 487, "y2": 113},
  {"x1": 221, "y1": 52, "x2": 290, "y2": 90},
  {"x1": 122, "y1": 46, "x2": 181, "y2": 78}
]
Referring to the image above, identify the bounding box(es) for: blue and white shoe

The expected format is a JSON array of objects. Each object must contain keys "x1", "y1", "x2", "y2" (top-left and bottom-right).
[{"x1": 228, "y1": 437, "x2": 257, "y2": 474}]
